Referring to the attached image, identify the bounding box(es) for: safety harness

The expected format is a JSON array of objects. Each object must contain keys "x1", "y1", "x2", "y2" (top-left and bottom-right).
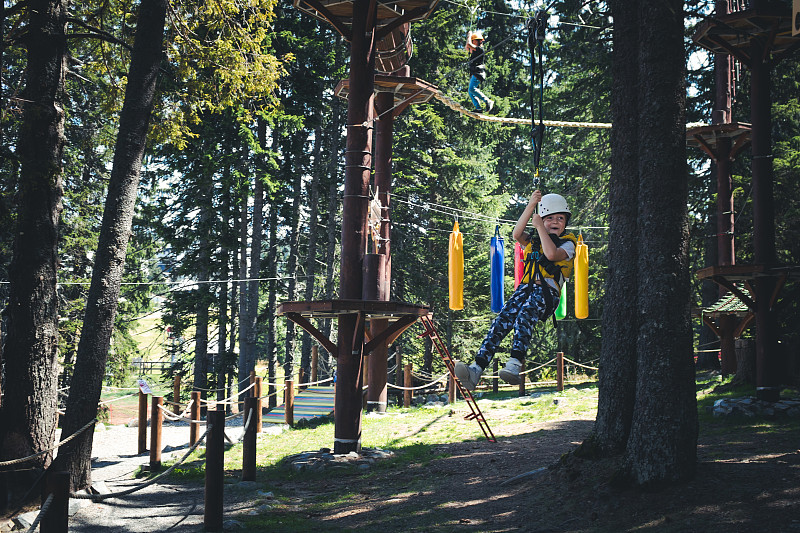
[{"x1": 521, "y1": 232, "x2": 578, "y2": 326}]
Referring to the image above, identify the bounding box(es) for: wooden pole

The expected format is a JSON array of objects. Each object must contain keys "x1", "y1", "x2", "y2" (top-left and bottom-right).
[
  {"x1": 173, "y1": 374, "x2": 182, "y2": 414},
  {"x1": 190, "y1": 390, "x2": 201, "y2": 446},
  {"x1": 557, "y1": 352, "x2": 564, "y2": 392},
  {"x1": 334, "y1": 0, "x2": 375, "y2": 455},
  {"x1": 311, "y1": 345, "x2": 319, "y2": 383},
  {"x1": 150, "y1": 396, "x2": 163, "y2": 471},
  {"x1": 284, "y1": 379, "x2": 295, "y2": 426},
  {"x1": 403, "y1": 363, "x2": 412, "y2": 408},
  {"x1": 241, "y1": 397, "x2": 256, "y2": 482},
  {"x1": 395, "y1": 348, "x2": 403, "y2": 388},
  {"x1": 204, "y1": 409, "x2": 225, "y2": 531},
  {"x1": 518, "y1": 359, "x2": 526, "y2": 397},
  {"x1": 138, "y1": 390, "x2": 148, "y2": 454},
  {"x1": 41, "y1": 471, "x2": 69, "y2": 533},
  {"x1": 254, "y1": 376, "x2": 263, "y2": 433}
]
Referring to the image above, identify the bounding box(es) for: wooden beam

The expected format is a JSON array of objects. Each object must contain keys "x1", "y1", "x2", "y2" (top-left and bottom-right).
[
  {"x1": 733, "y1": 313, "x2": 754, "y2": 338},
  {"x1": 711, "y1": 275, "x2": 757, "y2": 311},
  {"x1": 299, "y1": 0, "x2": 351, "y2": 40},
  {"x1": 692, "y1": 133, "x2": 718, "y2": 161},
  {"x1": 286, "y1": 312, "x2": 338, "y2": 357},
  {"x1": 363, "y1": 315, "x2": 418, "y2": 353}
]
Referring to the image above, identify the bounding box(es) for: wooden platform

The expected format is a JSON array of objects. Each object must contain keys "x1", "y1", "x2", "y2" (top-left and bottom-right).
[
  {"x1": 277, "y1": 299, "x2": 430, "y2": 357},
  {"x1": 693, "y1": 3, "x2": 800, "y2": 64},
  {"x1": 335, "y1": 74, "x2": 438, "y2": 110},
  {"x1": 293, "y1": 0, "x2": 440, "y2": 39},
  {"x1": 696, "y1": 264, "x2": 798, "y2": 312},
  {"x1": 686, "y1": 122, "x2": 751, "y2": 161}
]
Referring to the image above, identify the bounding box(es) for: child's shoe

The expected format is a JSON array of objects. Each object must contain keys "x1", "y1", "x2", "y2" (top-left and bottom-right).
[
  {"x1": 454, "y1": 361, "x2": 483, "y2": 391},
  {"x1": 499, "y1": 357, "x2": 522, "y2": 385}
]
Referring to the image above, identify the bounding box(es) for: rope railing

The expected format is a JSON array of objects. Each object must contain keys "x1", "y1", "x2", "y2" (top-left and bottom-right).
[
  {"x1": 387, "y1": 373, "x2": 449, "y2": 391},
  {"x1": 70, "y1": 426, "x2": 212, "y2": 501},
  {"x1": 236, "y1": 408, "x2": 254, "y2": 443},
  {"x1": 0, "y1": 419, "x2": 97, "y2": 468},
  {"x1": 157, "y1": 400, "x2": 194, "y2": 423},
  {"x1": 25, "y1": 493, "x2": 53, "y2": 533},
  {"x1": 196, "y1": 382, "x2": 255, "y2": 407},
  {"x1": 98, "y1": 392, "x2": 138, "y2": 406},
  {"x1": 562, "y1": 356, "x2": 599, "y2": 371},
  {"x1": 293, "y1": 376, "x2": 334, "y2": 388}
]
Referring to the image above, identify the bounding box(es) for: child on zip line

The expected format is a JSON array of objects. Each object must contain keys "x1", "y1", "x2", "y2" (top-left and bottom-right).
[
  {"x1": 465, "y1": 30, "x2": 494, "y2": 114},
  {"x1": 455, "y1": 189, "x2": 577, "y2": 389}
]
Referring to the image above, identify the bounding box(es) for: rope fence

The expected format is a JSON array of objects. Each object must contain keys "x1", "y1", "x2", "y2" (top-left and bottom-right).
[
  {"x1": 0, "y1": 419, "x2": 97, "y2": 468},
  {"x1": 25, "y1": 493, "x2": 53, "y2": 533},
  {"x1": 71, "y1": 427, "x2": 211, "y2": 501}
]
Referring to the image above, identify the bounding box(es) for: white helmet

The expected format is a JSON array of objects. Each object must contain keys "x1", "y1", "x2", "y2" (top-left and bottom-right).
[{"x1": 538, "y1": 193, "x2": 571, "y2": 223}]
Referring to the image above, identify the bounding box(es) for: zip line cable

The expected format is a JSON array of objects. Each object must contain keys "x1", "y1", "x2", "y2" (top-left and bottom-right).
[{"x1": 528, "y1": 11, "x2": 547, "y2": 183}]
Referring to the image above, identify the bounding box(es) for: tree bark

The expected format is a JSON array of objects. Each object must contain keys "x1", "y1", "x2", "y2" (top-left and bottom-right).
[
  {"x1": 590, "y1": 0, "x2": 640, "y2": 455},
  {"x1": 0, "y1": 0, "x2": 67, "y2": 505},
  {"x1": 53, "y1": 0, "x2": 166, "y2": 490},
  {"x1": 626, "y1": 0, "x2": 696, "y2": 487},
  {"x1": 284, "y1": 137, "x2": 304, "y2": 380}
]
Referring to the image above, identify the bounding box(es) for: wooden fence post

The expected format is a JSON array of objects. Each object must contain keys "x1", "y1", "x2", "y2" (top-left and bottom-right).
[
  {"x1": 492, "y1": 359, "x2": 499, "y2": 394},
  {"x1": 448, "y1": 373, "x2": 455, "y2": 404},
  {"x1": 241, "y1": 397, "x2": 256, "y2": 482},
  {"x1": 403, "y1": 364, "x2": 412, "y2": 408},
  {"x1": 138, "y1": 390, "x2": 148, "y2": 454},
  {"x1": 518, "y1": 359, "x2": 526, "y2": 397},
  {"x1": 173, "y1": 374, "x2": 182, "y2": 414},
  {"x1": 204, "y1": 409, "x2": 225, "y2": 531},
  {"x1": 557, "y1": 352, "x2": 564, "y2": 392},
  {"x1": 150, "y1": 396, "x2": 163, "y2": 471},
  {"x1": 284, "y1": 379, "x2": 294, "y2": 426},
  {"x1": 41, "y1": 470, "x2": 69, "y2": 533},
  {"x1": 190, "y1": 391, "x2": 201, "y2": 446},
  {"x1": 254, "y1": 376, "x2": 263, "y2": 433}
]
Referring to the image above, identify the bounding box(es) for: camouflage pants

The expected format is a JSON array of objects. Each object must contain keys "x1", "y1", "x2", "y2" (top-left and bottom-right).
[{"x1": 475, "y1": 282, "x2": 553, "y2": 368}]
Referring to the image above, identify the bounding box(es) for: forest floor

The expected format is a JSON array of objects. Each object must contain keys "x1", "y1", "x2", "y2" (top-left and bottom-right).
[{"x1": 6, "y1": 375, "x2": 800, "y2": 532}]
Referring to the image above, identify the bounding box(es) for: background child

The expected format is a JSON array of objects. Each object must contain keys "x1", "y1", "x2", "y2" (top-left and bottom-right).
[
  {"x1": 455, "y1": 190, "x2": 576, "y2": 390},
  {"x1": 465, "y1": 30, "x2": 494, "y2": 113}
]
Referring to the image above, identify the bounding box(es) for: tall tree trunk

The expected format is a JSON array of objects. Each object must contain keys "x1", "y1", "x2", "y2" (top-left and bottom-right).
[
  {"x1": 246, "y1": 120, "x2": 265, "y2": 378},
  {"x1": 626, "y1": 0, "x2": 696, "y2": 486},
  {"x1": 53, "y1": 0, "x2": 166, "y2": 491},
  {"x1": 194, "y1": 188, "x2": 212, "y2": 414},
  {"x1": 266, "y1": 203, "x2": 278, "y2": 406},
  {"x1": 237, "y1": 186, "x2": 250, "y2": 392},
  {"x1": 589, "y1": 0, "x2": 640, "y2": 455},
  {"x1": 284, "y1": 147, "x2": 303, "y2": 380},
  {"x1": 301, "y1": 124, "x2": 323, "y2": 379},
  {"x1": 218, "y1": 186, "x2": 231, "y2": 407},
  {"x1": 0, "y1": 0, "x2": 67, "y2": 505}
]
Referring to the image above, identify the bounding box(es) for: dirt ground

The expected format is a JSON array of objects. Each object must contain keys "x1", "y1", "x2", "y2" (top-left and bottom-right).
[
  {"x1": 10, "y1": 394, "x2": 800, "y2": 532},
  {"x1": 267, "y1": 406, "x2": 800, "y2": 533}
]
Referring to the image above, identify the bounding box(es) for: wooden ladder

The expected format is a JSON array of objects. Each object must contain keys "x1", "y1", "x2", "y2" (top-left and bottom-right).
[{"x1": 418, "y1": 315, "x2": 497, "y2": 443}]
